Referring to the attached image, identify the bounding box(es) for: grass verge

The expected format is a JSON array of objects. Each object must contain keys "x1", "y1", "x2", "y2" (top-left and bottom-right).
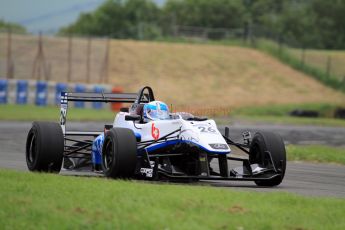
[
  {"x1": 231, "y1": 115, "x2": 345, "y2": 127},
  {"x1": 2, "y1": 103, "x2": 345, "y2": 127},
  {"x1": 0, "y1": 169, "x2": 345, "y2": 229},
  {"x1": 287, "y1": 145, "x2": 345, "y2": 165},
  {"x1": 0, "y1": 104, "x2": 115, "y2": 122},
  {"x1": 229, "y1": 103, "x2": 345, "y2": 127}
]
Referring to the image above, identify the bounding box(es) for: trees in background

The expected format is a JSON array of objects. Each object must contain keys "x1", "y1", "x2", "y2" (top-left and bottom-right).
[
  {"x1": 310, "y1": 0, "x2": 345, "y2": 49},
  {"x1": 59, "y1": 0, "x2": 345, "y2": 50},
  {"x1": 0, "y1": 19, "x2": 27, "y2": 33},
  {"x1": 60, "y1": 0, "x2": 160, "y2": 39},
  {"x1": 163, "y1": 0, "x2": 245, "y2": 28}
]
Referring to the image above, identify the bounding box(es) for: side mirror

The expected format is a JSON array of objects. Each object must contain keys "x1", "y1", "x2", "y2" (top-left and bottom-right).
[{"x1": 125, "y1": 114, "x2": 141, "y2": 121}]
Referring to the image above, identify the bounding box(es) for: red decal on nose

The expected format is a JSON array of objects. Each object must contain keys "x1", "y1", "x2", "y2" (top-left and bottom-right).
[{"x1": 151, "y1": 123, "x2": 160, "y2": 140}]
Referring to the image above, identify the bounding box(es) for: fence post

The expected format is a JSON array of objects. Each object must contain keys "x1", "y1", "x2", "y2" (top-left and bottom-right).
[
  {"x1": 278, "y1": 35, "x2": 283, "y2": 55},
  {"x1": 32, "y1": 32, "x2": 48, "y2": 81},
  {"x1": 67, "y1": 35, "x2": 73, "y2": 82},
  {"x1": 326, "y1": 56, "x2": 332, "y2": 77},
  {"x1": 6, "y1": 28, "x2": 14, "y2": 79},
  {"x1": 248, "y1": 22, "x2": 255, "y2": 47},
  {"x1": 301, "y1": 47, "x2": 305, "y2": 67},
  {"x1": 46, "y1": 63, "x2": 52, "y2": 81},
  {"x1": 243, "y1": 21, "x2": 248, "y2": 44},
  {"x1": 86, "y1": 36, "x2": 92, "y2": 83},
  {"x1": 202, "y1": 28, "x2": 208, "y2": 40},
  {"x1": 100, "y1": 38, "x2": 110, "y2": 84},
  {"x1": 171, "y1": 13, "x2": 177, "y2": 37}
]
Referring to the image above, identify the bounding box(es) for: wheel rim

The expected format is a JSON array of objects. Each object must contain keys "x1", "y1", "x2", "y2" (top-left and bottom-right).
[
  {"x1": 27, "y1": 132, "x2": 37, "y2": 164},
  {"x1": 103, "y1": 139, "x2": 114, "y2": 171},
  {"x1": 251, "y1": 143, "x2": 272, "y2": 168}
]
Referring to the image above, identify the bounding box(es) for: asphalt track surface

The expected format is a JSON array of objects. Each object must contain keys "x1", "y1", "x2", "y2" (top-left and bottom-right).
[{"x1": 0, "y1": 121, "x2": 344, "y2": 197}]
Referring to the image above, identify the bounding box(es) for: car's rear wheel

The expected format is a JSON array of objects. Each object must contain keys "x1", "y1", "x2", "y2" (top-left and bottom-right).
[
  {"x1": 26, "y1": 122, "x2": 64, "y2": 173},
  {"x1": 102, "y1": 128, "x2": 137, "y2": 179},
  {"x1": 249, "y1": 131, "x2": 286, "y2": 187}
]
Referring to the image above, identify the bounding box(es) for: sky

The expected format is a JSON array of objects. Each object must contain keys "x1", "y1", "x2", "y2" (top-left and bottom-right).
[{"x1": 0, "y1": 0, "x2": 166, "y2": 34}]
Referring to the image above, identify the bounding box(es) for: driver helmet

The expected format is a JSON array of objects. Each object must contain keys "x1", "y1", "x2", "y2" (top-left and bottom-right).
[{"x1": 143, "y1": 101, "x2": 170, "y2": 121}]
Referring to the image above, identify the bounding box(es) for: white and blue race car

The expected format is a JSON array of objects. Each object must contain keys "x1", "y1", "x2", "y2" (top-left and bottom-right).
[{"x1": 26, "y1": 86, "x2": 286, "y2": 186}]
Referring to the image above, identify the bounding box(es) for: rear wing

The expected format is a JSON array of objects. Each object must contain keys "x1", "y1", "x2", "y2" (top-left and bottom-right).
[
  {"x1": 61, "y1": 92, "x2": 140, "y2": 104},
  {"x1": 59, "y1": 86, "x2": 155, "y2": 135},
  {"x1": 59, "y1": 91, "x2": 149, "y2": 135}
]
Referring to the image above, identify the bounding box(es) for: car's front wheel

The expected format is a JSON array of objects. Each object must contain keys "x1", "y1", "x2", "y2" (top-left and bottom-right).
[
  {"x1": 249, "y1": 131, "x2": 286, "y2": 187},
  {"x1": 102, "y1": 128, "x2": 137, "y2": 179}
]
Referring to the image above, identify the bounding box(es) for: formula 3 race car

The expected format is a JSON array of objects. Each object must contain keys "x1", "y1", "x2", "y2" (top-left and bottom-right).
[{"x1": 26, "y1": 86, "x2": 286, "y2": 186}]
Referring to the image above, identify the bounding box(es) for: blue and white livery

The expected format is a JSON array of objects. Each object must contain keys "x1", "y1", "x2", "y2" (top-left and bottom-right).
[{"x1": 26, "y1": 86, "x2": 286, "y2": 187}]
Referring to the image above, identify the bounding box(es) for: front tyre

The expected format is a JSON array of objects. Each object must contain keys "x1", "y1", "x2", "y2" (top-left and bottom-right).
[
  {"x1": 249, "y1": 131, "x2": 286, "y2": 187},
  {"x1": 26, "y1": 122, "x2": 64, "y2": 173},
  {"x1": 102, "y1": 128, "x2": 137, "y2": 179}
]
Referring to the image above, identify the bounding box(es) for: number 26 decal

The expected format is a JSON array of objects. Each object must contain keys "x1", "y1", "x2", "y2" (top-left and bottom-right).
[{"x1": 197, "y1": 126, "x2": 216, "y2": 133}]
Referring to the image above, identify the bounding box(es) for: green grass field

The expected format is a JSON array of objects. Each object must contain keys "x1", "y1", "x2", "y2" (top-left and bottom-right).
[
  {"x1": 2, "y1": 103, "x2": 345, "y2": 127},
  {"x1": 287, "y1": 145, "x2": 345, "y2": 165},
  {"x1": 0, "y1": 169, "x2": 344, "y2": 230},
  {"x1": 229, "y1": 103, "x2": 345, "y2": 127},
  {"x1": 0, "y1": 104, "x2": 115, "y2": 122},
  {"x1": 232, "y1": 103, "x2": 338, "y2": 117}
]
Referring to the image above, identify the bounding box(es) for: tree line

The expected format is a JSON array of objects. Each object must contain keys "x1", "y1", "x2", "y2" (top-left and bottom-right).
[
  {"x1": 57, "y1": 0, "x2": 345, "y2": 50},
  {"x1": 0, "y1": 19, "x2": 27, "y2": 33}
]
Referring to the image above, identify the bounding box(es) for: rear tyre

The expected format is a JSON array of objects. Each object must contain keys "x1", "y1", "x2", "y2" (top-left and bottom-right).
[
  {"x1": 102, "y1": 128, "x2": 137, "y2": 179},
  {"x1": 26, "y1": 122, "x2": 64, "y2": 173},
  {"x1": 249, "y1": 131, "x2": 286, "y2": 187}
]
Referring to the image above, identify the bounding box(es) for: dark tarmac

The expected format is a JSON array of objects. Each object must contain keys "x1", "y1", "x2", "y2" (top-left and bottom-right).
[{"x1": 0, "y1": 121, "x2": 344, "y2": 197}]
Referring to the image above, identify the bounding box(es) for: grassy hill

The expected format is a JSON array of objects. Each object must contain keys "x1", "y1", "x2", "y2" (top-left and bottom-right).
[
  {"x1": 1, "y1": 33, "x2": 344, "y2": 110},
  {"x1": 110, "y1": 40, "x2": 345, "y2": 107},
  {"x1": 108, "y1": 40, "x2": 345, "y2": 109}
]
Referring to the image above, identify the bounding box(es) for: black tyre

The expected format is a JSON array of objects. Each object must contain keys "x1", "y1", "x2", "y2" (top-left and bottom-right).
[
  {"x1": 102, "y1": 128, "x2": 137, "y2": 179},
  {"x1": 249, "y1": 131, "x2": 286, "y2": 187},
  {"x1": 26, "y1": 122, "x2": 64, "y2": 173}
]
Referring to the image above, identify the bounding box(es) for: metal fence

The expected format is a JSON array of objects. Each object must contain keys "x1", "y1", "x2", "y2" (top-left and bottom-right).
[
  {"x1": 171, "y1": 24, "x2": 345, "y2": 83},
  {"x1": 1, "y1": 25, "x2": 344, "y2": 89},
  {"x1": 248, "y1": 25, "x2": 345, "y2": 83},
  {"x1": 172, "y1": 25, "x2": 245, "y2": 41},
  {"x1": 0, "y1": 29, "x2": 110, "y2": 84}
]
